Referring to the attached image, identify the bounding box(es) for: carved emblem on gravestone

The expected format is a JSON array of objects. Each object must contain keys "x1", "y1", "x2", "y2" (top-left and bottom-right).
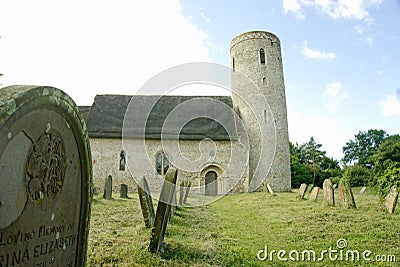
[{"x1": 26, "y1": 129, "x2": 66, "y2": 203}]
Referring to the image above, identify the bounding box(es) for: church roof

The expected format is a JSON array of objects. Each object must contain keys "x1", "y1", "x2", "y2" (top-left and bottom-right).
[{"x1": 85, "y1": 94, "x2": 237, "y2": 140}]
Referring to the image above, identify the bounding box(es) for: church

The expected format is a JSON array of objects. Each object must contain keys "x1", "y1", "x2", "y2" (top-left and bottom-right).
[{"x1": 84, "y1": 31, "x2": 291, "y2": 196}]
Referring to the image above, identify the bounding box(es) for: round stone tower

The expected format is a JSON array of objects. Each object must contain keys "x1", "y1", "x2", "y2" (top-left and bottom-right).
[{"x1": 230, "y1": 30, "x2": 291, "y2": 192}]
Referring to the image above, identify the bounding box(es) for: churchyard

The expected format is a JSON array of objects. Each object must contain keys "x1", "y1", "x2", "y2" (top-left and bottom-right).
[
  {"x1": 87, "y1": 184, "x2": 399, "y2": 266},
  {"x1": 1, "y1": 87, "x2": 399, "y2": 267}
]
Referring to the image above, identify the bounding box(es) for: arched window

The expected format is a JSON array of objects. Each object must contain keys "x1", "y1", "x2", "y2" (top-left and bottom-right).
[
  {"x1": 260, "y1": 48, "x2": 265, "y2": 64},
  {"x1": 119, "y1": 150, "x2": 126, "y2": 171},
  {"x1": 156, "y1": 151, "x2": 170, "y2": 176},
  {"x1": 262, "y1": 77, "x2": 267, "y2": 86}
]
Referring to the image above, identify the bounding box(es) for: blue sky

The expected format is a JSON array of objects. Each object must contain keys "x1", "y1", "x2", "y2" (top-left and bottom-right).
[{"x1": 1, "y1": 0, "x2": 399, "y2": 160}]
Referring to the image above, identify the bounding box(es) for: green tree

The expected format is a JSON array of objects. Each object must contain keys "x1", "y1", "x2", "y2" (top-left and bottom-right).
[
  {"x1": 319, "y1": 156, "x2": 342, "y2": 183},
  {"x1": 341, "y1": 164, "x2": 371, "y2": 187},
  {"x1": 372, "y1": 134, "x2": 400, "y2": 198},
  {"x1": 342, "y1": 129, "x2": 388, "y2": 166},
  {"x1": 289, "y1": 142, "x2": 313, "y2": 188},
  {"x1": 302, "y1": 137, "x2": 326, "y2": 186}
]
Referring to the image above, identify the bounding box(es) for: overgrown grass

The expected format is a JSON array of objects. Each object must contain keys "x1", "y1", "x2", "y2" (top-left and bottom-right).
[{"x1": 87, "y1": 187, "x2": 399, "y2": 266}]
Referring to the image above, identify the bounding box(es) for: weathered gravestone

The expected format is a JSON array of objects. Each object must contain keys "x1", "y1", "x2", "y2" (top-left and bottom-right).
[
  {"x1": 299, "y1": 183, "x2": 308, "y2": 199},
  {"x1": 0, "y1": 86, "x2": 92, "y2": 266},
  {"x1": 338, "y1": 181, "x2": 356, "y2": 209},
  {"x1": 360, "y1": 186, "x2": 367, "y2": 195},
  {"x1": 323, "y1": 179, "x2": 335, "y2": 206},
  {"x1": 183, "y1": 181, "x2": 192, "y2": 205},
  {"x1": 179, "y1": 181, "x2": 185, "y2": 206},
  {"x1": 309, "y1": 187, "x2": 320, "y2": 202},
  {"x1": 120, "y1": 184, "x2": 128, "y2": 199},
  {"x1": 384, "y1": 186, "x2": 399, "y2": 214},
  {"x1": 169, "y1": 190, "x2": 177, "y2": 220},
  {"x1": 266, "y1": 183, "x2": 274, "y2": 195},
  {"x1": 137, "y1": 176, "x2": 155, "y2": 228},
  {"x1": 149, "y1": 167, "x2": 178, "y2": 253},
  {"x1": 103, "y1": 175, "x2": 112, "y2": 199}
]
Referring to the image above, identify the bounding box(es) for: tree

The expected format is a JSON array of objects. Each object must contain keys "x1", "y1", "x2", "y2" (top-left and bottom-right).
[
  {"x1": 342, "y1": 129, "x2": 388, "y2": 166},
  {"x1": 342, "y1": 164, "x2": 371, "y2": 187},
  {"x1": 289, "y1": 142, "x2": 313, "y2": 188},
  {"x1": 302, "y1": 137, "x2": 326, "y2": 186},
  {"x1": 371, "y1": 134, "x2": 400, "y2": 198}
]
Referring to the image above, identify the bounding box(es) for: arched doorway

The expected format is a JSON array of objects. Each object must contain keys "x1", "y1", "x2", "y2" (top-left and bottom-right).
[{"x1": 205, "y1": 171, "x2": 217, "y2": 196}]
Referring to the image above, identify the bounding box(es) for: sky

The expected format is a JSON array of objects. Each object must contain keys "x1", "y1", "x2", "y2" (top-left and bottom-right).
[{"x1": 0, "y1": 0, "x2": 399, "y2": 160}]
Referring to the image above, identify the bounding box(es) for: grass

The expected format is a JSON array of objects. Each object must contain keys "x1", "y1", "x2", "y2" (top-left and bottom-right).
[{"x1": 87, "y1": 187, "x2": 400, "y2": 266}]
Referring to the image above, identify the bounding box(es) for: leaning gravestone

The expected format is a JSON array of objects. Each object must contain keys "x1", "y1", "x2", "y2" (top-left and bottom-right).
[
  {"x1": 179, "y1": 181, "x2": 185, "y2": 206},
  {"x1": 323, "y1": 179, "x2": 335, "y2": 206},
  {"x1": 338, "y1": 181, "x2": 356, "y2": 209},
  {"x1": 266, "y1": 183, "x2": 274, "y2": 195},
  {"x1": 0, "y1": 86, "x2": 92, "y2": 266},
  {"x1": 384, "y1": 186, "x2": 398, "y2": 214},
  {"x1": 183, "y1": 181, "x2": 192, "y2": 205},
  {"x1": 169, "y1": 189, "x2": 177, "y2": 220},
  {"x1": 299, "y1": 183, "x2": 308, "y2": 199},
  {"x1": 360, "y1": 186, "x2": 367, "y2": 195},
  {"x1": 120, "y1": 184, "x2": 128, "y2": 199},
  {"x1": 137, "y1": 176, "x2": 155, "y2": 228},
  {"x1": 103, "y1": 175, "x2": 112, "y2": 199},
  {"x1": 309, "y1": 187, "x2": 320, "y2": 202},
  {"x1": 149, "y1": 167, "x2": 178, "y2": 253}
]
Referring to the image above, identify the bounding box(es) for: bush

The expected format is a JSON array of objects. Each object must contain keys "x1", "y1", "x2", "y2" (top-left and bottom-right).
[{"x1": 342, "y1": 164, "x2": 371, "y2": 187}]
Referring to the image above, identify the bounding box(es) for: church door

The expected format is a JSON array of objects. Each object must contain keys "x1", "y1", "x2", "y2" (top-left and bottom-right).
[{"x1": 205, "y1": 171, "x2": 217, "y2": 196}]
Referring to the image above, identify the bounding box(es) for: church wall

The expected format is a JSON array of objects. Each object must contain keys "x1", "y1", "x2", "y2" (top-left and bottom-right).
[{"x1": 90, "y1": 137, "x2": 249, "y2": 195}]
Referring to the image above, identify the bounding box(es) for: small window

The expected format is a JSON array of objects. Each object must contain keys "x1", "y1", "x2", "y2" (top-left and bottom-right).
[
  {"x1": 262, "y1": 77, "x2": 267, "y2": 86},
  {"x1": 232, "y1": 58, "x2": 235, "y2": 71},
  {"x1": 156, "y1": 151, "x2": 170, "y2": 176},
  {"x1": 260, "y1": 48, "x2": 265, "y2": 64},
  {"x1": 119, "y1": 150, "x2": 126, "y2": 171}
]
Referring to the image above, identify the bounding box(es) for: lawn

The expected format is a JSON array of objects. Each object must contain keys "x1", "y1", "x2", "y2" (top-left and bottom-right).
[{"x1": 86, "y1": 187, "x2": 399, "y2": 266}]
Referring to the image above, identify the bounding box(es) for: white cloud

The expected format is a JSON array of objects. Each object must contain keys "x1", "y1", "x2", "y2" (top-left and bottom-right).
[
  {"x1": 302, "y1": 41, "x2": 336, "y2": 61},
  {"x1": 0, "y1": 0, "x2": 210, "y2": 105},
  {"x1": 376, "y1": 70, "x2": 384, "y2": 76},
  {"x1": 323, "y1": 82, "x2": 349, "y2": 113},
  {"x1": 379, "y1": 94, "x2": 400, "y2": 118},
  {"x1": 283, "y1": 0, "x2": 305, "y2": 19},
  {"x1": 284, "y1": 0, "x2": 383, "y2": 21}
]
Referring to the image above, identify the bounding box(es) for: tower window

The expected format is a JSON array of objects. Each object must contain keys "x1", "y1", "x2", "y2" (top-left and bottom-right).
[
  {"x1": 260, "y1": 48, "x2": 265, "y2": 64},
  {"x1": 119, "y1": 150, "x2": 126, "y2": 171},
  {"x1": 156, "y1": 151, "x2": 170, "y2": 176},
  {"x1": 232, "y1": 58, "x2": 235, "y2": 71},
  {"x1": 262, "y1": 77, "x2": 267, "y2": 86}
]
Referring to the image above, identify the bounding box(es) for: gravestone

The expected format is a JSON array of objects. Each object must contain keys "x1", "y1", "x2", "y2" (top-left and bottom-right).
[
  {"x1": 299, "y1": 183, "x2": 308, "y2": 199},
  {"x1": 307, "y1": 184, "x2": 314, "y2": 193},
  {"x1": 266, "y1": 183, "x2": 274, "y2": 195},
  {"x1": 149, "y1": 167, "x2": 178, "y2": 253},
  {"x1": 384, "y1": 186, "x2": 398, "y2": 214},
  {"x1": 309, "y1": 187, "x2": 320, "y2": 202},
  {"x1": 183, "y1": 181, "x2": 192, "y2": 205},
  {"x1": 137, "y1": 176, "x2": 155, "y2": 228},
  {"x1": 323, "y1": 179, "x2": 335, "y2": 206},
  {"x1": 0, "y1": 86, "x2": 92, "y2": 266},
  {"x1": 103, "y1": 175, "x2": 112, "y2": 199},
  {"x1": 170, "y1": 190, "x2": 177, "y2": 220},
  {"x1": 338, "y1": 181, "x2": 356, "y2": 209},
  {"x1": 179, "y1": 181, "x2": 184, "y2": 206},
  {"x1": 360, "y1": 186, "x2": 367, "y2": 195},
  {"x1": 120, "y1": 184, "x2": 128, "y2": 199}
]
